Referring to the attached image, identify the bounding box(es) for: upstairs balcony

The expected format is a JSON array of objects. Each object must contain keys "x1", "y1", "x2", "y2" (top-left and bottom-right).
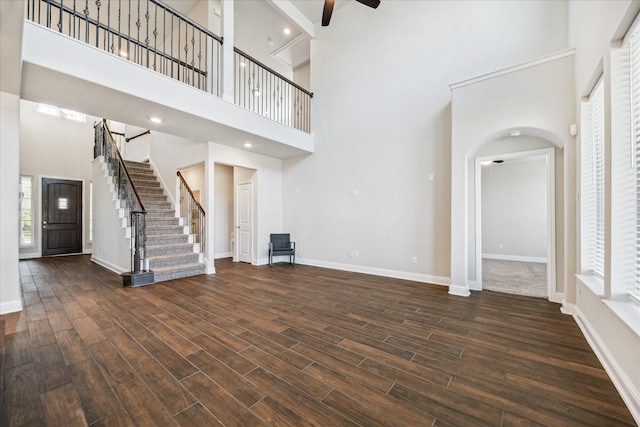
[{"x1": 19, "y1": 0, "x2": 314, "y2": 158}]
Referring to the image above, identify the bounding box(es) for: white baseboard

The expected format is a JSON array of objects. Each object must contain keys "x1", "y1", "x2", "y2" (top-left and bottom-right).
[
  {"x1": 448, "y1": 283, "x2": 471, "y2": 297},
  {"x1": 483, "y1": 254, "x2": 547, "y2": 263},
  {"x1": 91, "y1": 256, "x2": 128, "y2": 275},
  {"x1": 19, "y1": 252, "x2": 40, "y2": 260},
  {"x1": 467, "y1": 280, "x2": 480, "y2": 291},
  {"x1": 549, "y1": 292, "x2": 564, "y2": 304},
  {"x1": 573, "y1": 306, "x2": 640, "y2": 425},
  {"x1": 0, "y1": 299, "x2": 23, "y2": 315},
  {"x1": 214, "y1": 252, "x2": 233, "y2": 259},
  {"x1": 296, "y1": 257, "x2": 450, "y2": 287}
]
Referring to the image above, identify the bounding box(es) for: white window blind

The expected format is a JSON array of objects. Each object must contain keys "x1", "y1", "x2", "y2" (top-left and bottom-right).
[
  {"x1": 632, "y1": 32, "x2": 640, "y2": 297},
  {"x1": 592, "y1": 79, "x2": 606, "y2": 277}
]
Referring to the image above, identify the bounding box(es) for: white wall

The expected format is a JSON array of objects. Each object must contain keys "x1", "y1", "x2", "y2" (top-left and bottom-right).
[
  {"x1": 293, "y1": 62, "x2": 310, "y2": 92},
  {"x1": 481, "y1": 158, "x2": 547, "y2": 261},
  {"x1": 90, "y1": 158, "x2": 131, "y2": 273},
  {"x1": 149, "y1": 131, "x2": 209, "y2": 207},
  {"x1": 214, "y1": 163, "x2": 233, "y2": 258},
  {"x1": 450, "y1": 53, "x2": 574, "y2": 296},
  {"x1": 19, "y1": 100, "x2": 96, "y2": 258},
  {"x1": 0, "y1": 92, "x2": 22, "y2": 314},
  {"x1": 211, "y1": 143, "x2": 283, "y2": 265},
  {"x1": 569, "y1": 1, "x2": 640, "y2": 422},
  {"x1": 181, "y1": 163, "x2": 206, "y2": 203},
  {"x1": 284, "y1": 0, "x2": 569, "y2": 285}
]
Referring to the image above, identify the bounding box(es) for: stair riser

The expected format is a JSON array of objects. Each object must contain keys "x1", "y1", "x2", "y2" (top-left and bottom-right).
[
  {"x1": 154, "y1": 266, "x2": 206, "y2": 283},
  {"x1": 149, "y1": 254, "x2": 201, "y2": 268},
  {"x1": 144, "y1": 203, "x2": 173, "y2": 210},
  {"x1": 131, "y1": 180, "x2": 161, "y2": 187},
  {"x1": 146, "y1": 245, "x2": 194, "y2": 257},
  {"x1": 146, "y1": 227, "x2": 185, "y2": 235},
  {"x1": 146, "y1": 219, "x2": 180, "y2": 226},
  {"x1": 146, "y1": 235, "x2": 190, "y2": 245},
  {"x1": 140, "y1": 196, "x2": 169, "y2": 203}
]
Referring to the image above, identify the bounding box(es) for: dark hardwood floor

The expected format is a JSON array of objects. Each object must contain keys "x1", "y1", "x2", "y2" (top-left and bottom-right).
[{"x1": 1, "y1": 255, "x2": 635, "y2": 426}]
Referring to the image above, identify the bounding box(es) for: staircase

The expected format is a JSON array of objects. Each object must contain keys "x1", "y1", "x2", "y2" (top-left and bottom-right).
[{"x1": 124, "y1": 161, "x2": 206, "y2": 282}]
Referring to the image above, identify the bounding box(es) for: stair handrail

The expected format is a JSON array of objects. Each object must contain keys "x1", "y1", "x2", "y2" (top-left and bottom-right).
[
  {"x1": 177, "y1": 171, "x2": 205, "y2": 256},
  {"x1": 94, "y1": 119, "x2": 148, "y2": 275}
]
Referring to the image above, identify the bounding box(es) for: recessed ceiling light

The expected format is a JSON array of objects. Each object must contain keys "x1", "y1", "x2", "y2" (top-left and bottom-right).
[
  {"x1": 149, "y1": 117, "x2": 162, "y2": 123},
  {"x1": 244, "y1": 143, "x2": 252, "y2": 148},
  {"x1": 509, "y1": 130, "x2": 521, "y2": 137},
  {"x1": 284, "y1": 28, "x2": 291, "y2": 35}
]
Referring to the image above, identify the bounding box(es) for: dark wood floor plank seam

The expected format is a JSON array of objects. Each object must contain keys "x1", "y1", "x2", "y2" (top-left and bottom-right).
[{"x1": 1, "y1": 255, "x2": 635, "y2": 427}]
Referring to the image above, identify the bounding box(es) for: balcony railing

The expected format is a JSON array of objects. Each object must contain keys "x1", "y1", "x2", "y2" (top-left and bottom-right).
[
  {"x1": 26, "y1": 0, "x2": 313, "y2": 133},
  {"x1": 27, "y1": 0, "x2": 222, "y2": 95},
  {"x1": 235, "y1": 48, "x2": 313, "y2": 133}
]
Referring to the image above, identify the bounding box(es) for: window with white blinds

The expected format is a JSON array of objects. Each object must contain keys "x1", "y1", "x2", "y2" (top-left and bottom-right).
[
  {"x1": 592, "y1": 79, "x2": 606, "y2": 277},
  {"x1": 632, "y1": 31, "x2": 640, "y2": 297}
]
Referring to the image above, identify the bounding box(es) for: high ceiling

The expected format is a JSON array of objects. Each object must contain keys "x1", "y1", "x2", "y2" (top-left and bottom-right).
[{"x1": 164, "y1": 0, "x2": 352, "y2": 79}]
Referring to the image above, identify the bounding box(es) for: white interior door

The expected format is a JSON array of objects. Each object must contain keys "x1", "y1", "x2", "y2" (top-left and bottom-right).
[{"x1": 236, "y1": 182, "x2": 252, "y2": 263}]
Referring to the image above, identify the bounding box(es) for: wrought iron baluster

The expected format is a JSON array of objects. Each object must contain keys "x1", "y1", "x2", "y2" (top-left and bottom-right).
[
  {"x1": 57, "y1": 0, "x2": 63, "y2": 32},
  {"x1": 145, "y1": 0, "x2": 149, "y2": 67},
  {"x1": 136, "y1": 0, "x2": 141, "y2": 64},
  {"x1": 153, "y1": 2, "x2": 157, "y2": 71}
]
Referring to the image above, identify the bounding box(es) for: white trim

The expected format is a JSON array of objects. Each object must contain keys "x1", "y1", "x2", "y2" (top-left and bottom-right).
[
  {"x1": 296, "y1": 257, "x2": 450, "y2": 287},
  {"x1": 90, "y1": 255, "x2": 128, "y2": 274},
  {"x1": 549, "y1": 292, "x2": 565, "y2": 304},
  {"x1": 448, "y1": 283, "x2": 471, "y2": 297},
  {"x1": 214, "y1": 252, "x2": 233, "y2": 259},
  {"x1": 0, "y1": 300, "x2": 23, "y2": 315},
  {"x1": 19, "y1": 252, "x2": 40, "y2": 260},
  {"x1": 482, "y1": 254, "x2": 548, "y2": 263},
  {"x1": 573, "y1": 305, "x2": 640, "y2": 425},
  {"x1": 449, "y1": 49, "x2": 575, "y2": 90},
  {"x1": 148, "y1": 158, "x2": 177, "y2": 209},
  {"x1": 474, "y1": 148, "x2": 556, "y2": 300},
  {"x1": 560, "y1": 301, "x2": 575, "y2": 315}
]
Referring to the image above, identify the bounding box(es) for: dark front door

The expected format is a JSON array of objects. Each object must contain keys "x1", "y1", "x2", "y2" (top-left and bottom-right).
[{"x1": 42, "y1": 178, "x2": 83, "y2": 256}]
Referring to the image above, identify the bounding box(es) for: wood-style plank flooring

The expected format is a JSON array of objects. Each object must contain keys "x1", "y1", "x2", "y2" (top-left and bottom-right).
[{"x1": 1, "y1": 255, "x2": 635, "y2": 426}]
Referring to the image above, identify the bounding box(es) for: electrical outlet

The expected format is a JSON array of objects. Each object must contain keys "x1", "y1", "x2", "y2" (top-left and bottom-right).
[
  {"x1": 411, "y1": 256, "x2": 418, "y2": 264},
  {"x1": 498, "y1": 243, "x2": 503, "y2": 249},
  {"x1": 348, "y1": 251, "x2": 354, "y2": 257},
  {"x1": 355, "y1": 251, "x2": 359, "y2": 258}
]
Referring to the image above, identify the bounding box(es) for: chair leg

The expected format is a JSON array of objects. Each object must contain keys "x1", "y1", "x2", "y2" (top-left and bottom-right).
[{"x1": 269, "y1": 252, "x2": 272, "y2": 267}]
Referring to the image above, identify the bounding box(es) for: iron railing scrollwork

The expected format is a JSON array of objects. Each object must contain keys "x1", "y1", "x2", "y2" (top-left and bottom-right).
[
  {"x1": 27, "y1": 0, "x2": 314, "y2": 133},
  {"x1": 27, "y1": 0, "x2": 222, "y2": 96},
  {"x1": 235, "y1": 48, "x2": 313, "y2": 133},
  {"x1": 177, "y1": 171, "x2": 205, "y2": 257},
  {"x1": 94, "y1": 119, "x2": 148, "y2": 274}
]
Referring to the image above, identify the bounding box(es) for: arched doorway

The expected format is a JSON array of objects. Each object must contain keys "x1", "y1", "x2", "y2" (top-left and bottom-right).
[{"x1": 466, "y1": 130, "x2": 564, "y2": 302}]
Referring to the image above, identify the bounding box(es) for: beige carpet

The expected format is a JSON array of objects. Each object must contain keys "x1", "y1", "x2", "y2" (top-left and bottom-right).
[{"x1": 482, "y1": 258, "x2": 547, "y2": 298}]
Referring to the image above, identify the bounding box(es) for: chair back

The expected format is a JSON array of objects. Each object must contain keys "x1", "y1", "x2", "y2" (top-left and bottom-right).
[{"x1": 270, "y1": 233, "x2": 290, "y2": 250}]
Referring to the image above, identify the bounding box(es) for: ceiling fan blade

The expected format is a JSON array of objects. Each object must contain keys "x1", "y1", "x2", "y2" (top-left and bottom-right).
[
  {"x1": 322, "y1": 0, "x2": 335, "y2": 26},
  {"x1": 356, "y1": 0, "x2": 381, "y2": 9}
]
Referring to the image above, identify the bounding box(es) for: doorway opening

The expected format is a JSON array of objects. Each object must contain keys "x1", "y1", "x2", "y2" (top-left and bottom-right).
[{"x1": 474, "y1": 147, "x2": 556, "y2": 299}]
